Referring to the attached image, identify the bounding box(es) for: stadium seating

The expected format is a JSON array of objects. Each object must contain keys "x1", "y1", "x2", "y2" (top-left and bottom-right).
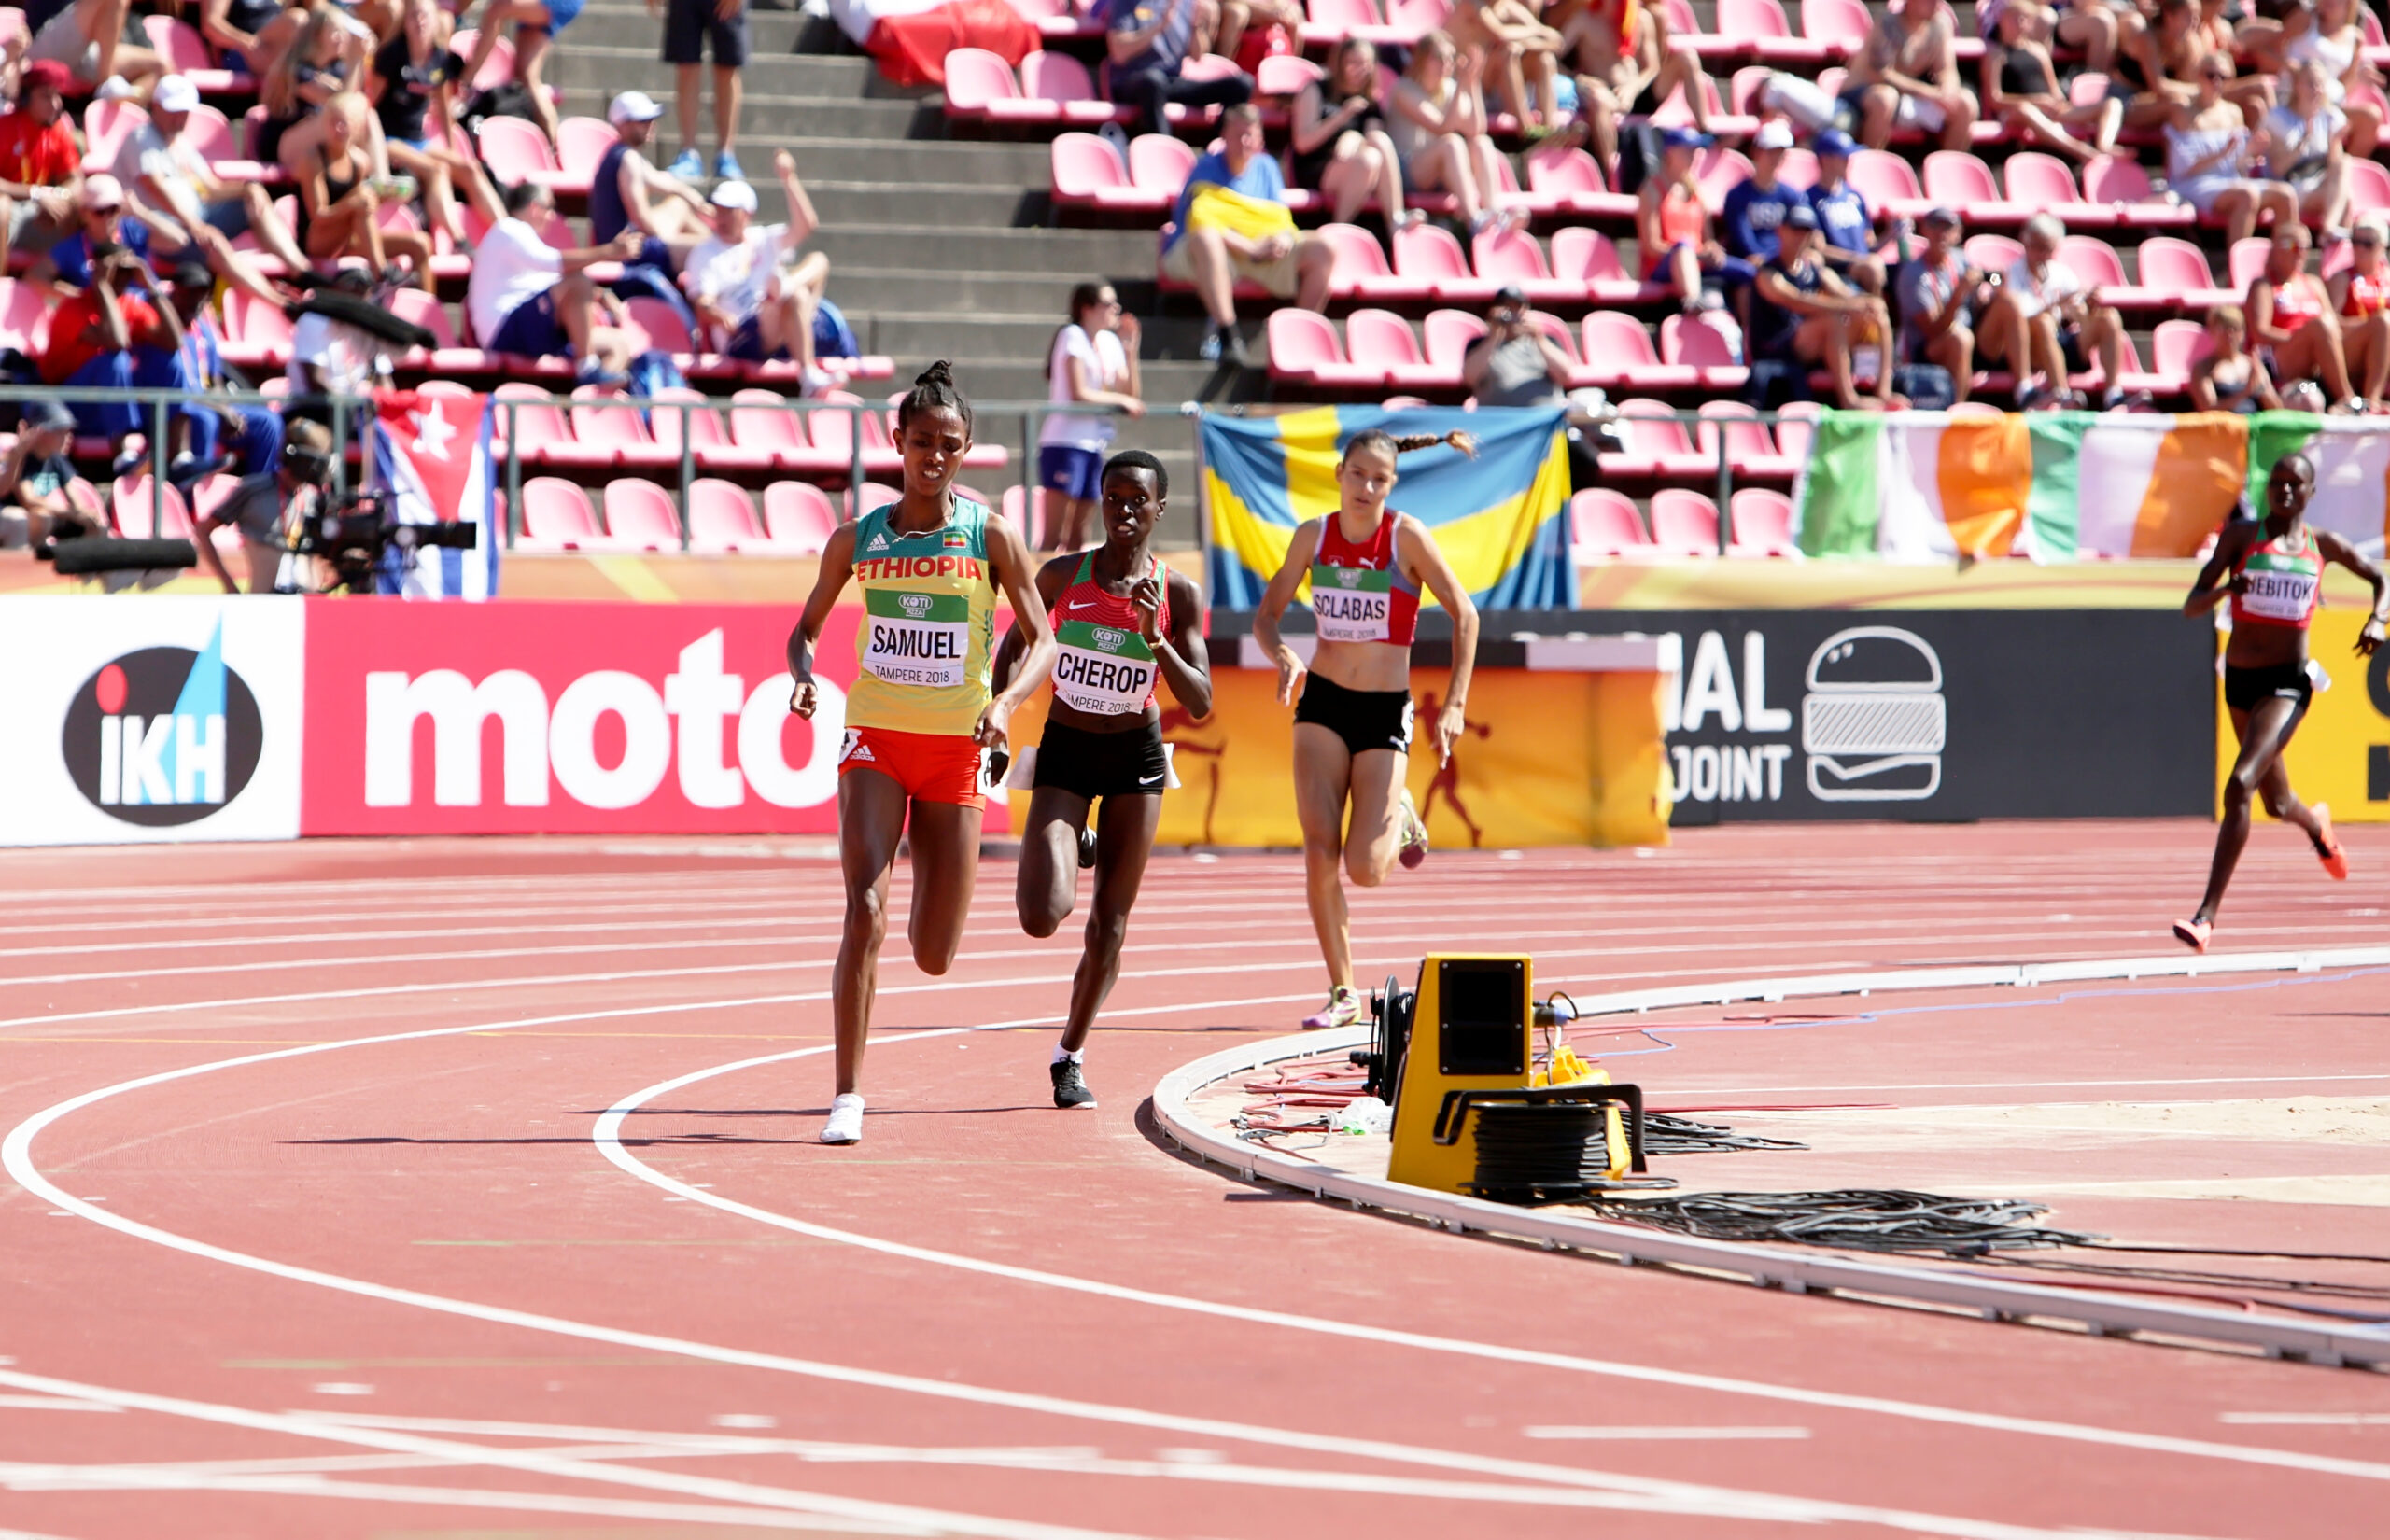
[
  {"x1": 1729, "y1": 487, "x2": 1800, "y2": 556},
  {"x1": 1651, "y1": 488, "x2": 1723, "y2": 556},
  {"x1": 1569, "y1": 489, "x2": 1654, "y2": 557},
  {"x1": 110, "y1": 474, "x2": 192, "y2": 539},
  {"x1": 518, "y1": 477, "x2": 613, "y2": 552},
  {"x1": 602, "y1": 478, "x2": 686, "y2": 550},
  {"x1": 687, "y1": 479, "x2": 766, "y2": 553}
]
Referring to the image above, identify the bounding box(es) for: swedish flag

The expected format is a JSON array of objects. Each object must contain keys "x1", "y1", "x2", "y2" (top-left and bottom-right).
[{"x1": 1202, "y1": 406, "x2": 1577, "y2": 611}]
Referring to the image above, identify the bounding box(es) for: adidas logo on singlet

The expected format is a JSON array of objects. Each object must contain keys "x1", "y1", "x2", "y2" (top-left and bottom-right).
[{"x1": 867, "y1": 532, "x2": 890, "y2": 552}]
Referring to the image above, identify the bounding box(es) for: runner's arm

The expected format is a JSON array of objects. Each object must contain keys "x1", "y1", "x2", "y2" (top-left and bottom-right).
[
  {"x1": 786, "y1": 521, "x2": 858, "y2": 718},
  {"x1": 1253, "y1": 517, "x2": 1325, "y2": 706},
  {"x1": 2316, "y1": 530, "x2": 2389, "y2": 652},
  {"x1": 1150, "y1": 566, "x2": 1213, "y2": 719},
  {"x1": 991, "y1": 553, "x2": 1078, "y2": 697},
  {"x1": 978, "y1": 511, "x2": 1057, "y2": 746},
  {"x1": 1398, "y1": 513, "x2": 1479, "y2": 764},
  {"x1": 2183, "y1": 520, "x2": 2256, "y2": 615}
]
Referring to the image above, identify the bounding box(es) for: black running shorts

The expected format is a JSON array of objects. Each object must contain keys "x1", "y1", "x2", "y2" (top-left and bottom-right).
[
  {"x1": 1033, "y1": 718, "x2": 1169, "y2": 800},
  {"x1": 1293, "y1": 672, "x2": 1414, "y2": 756},
  {"x1": 2223, "y1": 660, "x2": 2313, "y2": 714}
]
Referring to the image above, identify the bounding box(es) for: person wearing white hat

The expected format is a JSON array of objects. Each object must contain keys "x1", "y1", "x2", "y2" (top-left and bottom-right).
[
  {"x1": 590, "y1": 90, "x2": 711, "y2": 267},
  {"x1": 113, "y1": 74, "x2": 306, "y2": 303},
  {"x1": 680, "y1": 148, "x2": 829, "y2": 389}
]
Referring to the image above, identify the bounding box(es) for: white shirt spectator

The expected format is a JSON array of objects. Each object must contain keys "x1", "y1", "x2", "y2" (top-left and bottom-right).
[
  {"x1": 1039, "y1": 324, "x2": 1129, "y2": 451},
  {"x1": 2261, "y1": 102, "x2": 2347, "y2": 177},
  {"x1": 114, "y1": 123, "x2": 211, "y2": 210},
  {"x1": 467, "y1": 217, "x2": 565, "y2": 345},
  {"x1": 2004, "y1": 256, "x2": 2081, "y2": 320},
  {"x1": 682, "y1": 223, "x2": 789, "y2": 327},
  {"x1": 287, "y1": 312, "x2": 388, "y2": 396}
]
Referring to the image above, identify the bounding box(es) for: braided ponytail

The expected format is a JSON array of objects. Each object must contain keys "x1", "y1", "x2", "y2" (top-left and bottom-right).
[
  {"x1": 1340, "y1": 427, "x2": 1479, "y2": 465},
  {"x1": 896, "y1": 359, "x2": 974, "y2": 432}
]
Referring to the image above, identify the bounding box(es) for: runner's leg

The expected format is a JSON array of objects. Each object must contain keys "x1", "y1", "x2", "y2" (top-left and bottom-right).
[
  {"x1": 1017, "y1": 783, "x2": 1089, "y2": 940},
  {"x1": 2193, "y1": 694, "x2": 2304, "y2": 922},
  {"x1": 903, "y1": 796, "x2": 986, "y2": 974},
  {"x1": 1293, "y1": 721, "x2": 1357, "y2": 990},
  {"x1": 1343, "y1": 746, "x2": 1409, "y2": 888},
  {"x1": 831, "y1": 768, "x2": 907, "y2": 1098},
  {"x1": 1061, "y1": 791, "x2": 1165, "y2": 1053}
]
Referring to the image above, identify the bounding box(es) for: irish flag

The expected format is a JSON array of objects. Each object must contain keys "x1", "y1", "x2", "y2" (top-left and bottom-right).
[{"x1": 1794, "y1": 411, "x2": 2390, "y2": 562}]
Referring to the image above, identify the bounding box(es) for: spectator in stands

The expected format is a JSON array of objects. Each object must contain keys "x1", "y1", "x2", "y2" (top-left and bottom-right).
[
  {"x1": 0, "y1": 60, "x2": 79, "y2": 275},
  {"x1": 460, "y1": 0, "x2": 578, "y2": 146},
  {"x1": 1448, "y1": 0, "x2": 1565, "y2": 133},
  {"x1": 2246, "y1": 222, "x2": 2361, "y2": 410},
  {"x1": 1842, "y1": 0, "x2": 1978, "y2": 154},
  {"x1": 2117, "y1": 0, "x2": 2216, "y2": 131},
  {"x1": 0, "y1": 398, "x2": 97, "y2": 549},
  {"x1": 1976, "y1": 212, "x2": 2135, "y2": 410},
  {"x1": 2188, "y1": 304, "x2": 2281, "y2": 413},
  {"x1": 199, "y1": 0, "x2": 292, "y2": 74},
  {"x1": 590, "y1": 90, "x2": 711, "y2": 267},
  {"x1": 1289, "y1": 39, "x2": 1407, "y2": 231},
  {"x1": 1805, "y1": 129, "x2": 1888, "y2": 296},
  {"x1": 1560, "y1": 0, "x2": 1713, "y2": 173},
  {"x1": 1162, "y1": 102, "x2": 1332, "y2": 364},
  {"x1": 2165, "y1": 55, "x2": 2297, "y2": 247},
  {"x1": 1387, "y1": 32, "x2": 1518, "y2": 236},
  {"x1": 1980, "y1": 0, "x2": 2122, "y2": 162},
  {"x1": 1204, "y1": 0, "x2": 1302, "y2": 74},
  {"x1": 38, "y1": 231, "x2": 190, "y2": 460},
  {"x1": 257, "y1": 5, "x2": 368, "y2": 175},
  {"x1": 196, "y1": 417, "x2": 334, "y2": 595},
  {"x1": 2251, "y1": 0, "x2": 2380, "y2": 158},
  {"x1": 1976, "y1": 0, "x2": 2116, "y2": 77},
  {"x1": 2260, "y1": 60, "x2": 2353, "y2": 238},
  {"x1": 287, "y1": 264, "x2": 393, "y2": 405},
  {"x1": 23, "y1": 0, "x2": 164, "y2": 99},
  {"x1": 1039, "y1": 281, "x2": 1143, "y2": 552},
  {"x1": 116, "y1": 75, "x2": 309, "y2": 305},
  {"x1": 2326, "y1": 216, "x2": 2390, "y2": 409},
  {"x1": 1750, "y1": 203, "x2": 1905, "y2": 410},
  {"x1": 1104, "y1": 0, "x2": 1253, "y2": 140},
  {"x1": 469, "y1": 181, "x2": 643, "y2": 378},
  {"x1": 1722, "y1": 119, "x2": 1800, "y2": 269},
  {"x1": 1462, "y1": 283, "x2": 1573, "y2": 406},
  {"x1": 369, "y1": 0, "x2": 506, "y2": 250},
  {"x1": 298, "y1": 93, "x2": 436, "y2": 289},
  {"x1": 656, "y1": 0, "x2": 749, "y2": 180},
  {"x1": 1638, "y1": 126, "x2": 1736, "y2": 310},
  {"x1": 1892, "y1": 206, "x2": 1988, "y2": 405},
  {"x1": 162, "y1": 257, "x2": 284, "y2": 486},
  {"x1": 682, "y1": 153, "x2": 830, "y2": 389}
]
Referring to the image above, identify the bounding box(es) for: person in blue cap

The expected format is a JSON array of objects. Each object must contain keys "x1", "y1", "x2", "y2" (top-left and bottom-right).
[
  {"x1": 1750, "y1": 203, "x2": 1905, "y2": 410},
  {"x1": 1806, "y1": 127, "x2": 1893, "y2": 295},
  {"x1": 1637, "y1": 125, "x2": 1746, "y2": 310}
]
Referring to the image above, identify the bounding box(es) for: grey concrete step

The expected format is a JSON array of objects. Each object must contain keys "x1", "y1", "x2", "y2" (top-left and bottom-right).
[
  {"x1": 829, "y1": 271, "x2": 1108, "y2": 314},
  {"x1": 863, "y1": 312, "x2": 1216, "y2": 357},
  {"x1": 551, "y1": 47, "x2": 934, "y2": 108},
  {"x1": 545, "y1": 10, "x2": 825, "y2": 58},
  {"x1": 809, "y1": 223, "x2": 1160, "y2": 273},
  {"x1": 805, "y1": 179, "x2": 1042, "y2": 228}
]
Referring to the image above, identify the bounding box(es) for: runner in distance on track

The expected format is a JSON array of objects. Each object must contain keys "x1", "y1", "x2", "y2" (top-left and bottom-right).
[
  {"x1": 786, "y1": 360, "x2": 1054, "y2": 1144},
  {"x1": 1253, "y1": 427, "x2": 1482, "y2": 1031},
  {"x1": 2174, "y1": 451, "x2": 2386, "y2": 952},
  {"x1": 991, "y1": 450, "x2": 1213, "y2": 1109}
]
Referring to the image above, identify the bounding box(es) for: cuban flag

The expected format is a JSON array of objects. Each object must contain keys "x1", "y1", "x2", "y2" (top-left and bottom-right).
[{"x1": 371, "y1": 389, "x2": 499, "y2": 599}]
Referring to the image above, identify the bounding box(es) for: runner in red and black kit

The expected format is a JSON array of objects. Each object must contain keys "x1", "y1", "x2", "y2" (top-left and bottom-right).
[
  {"x1": 2174, "y1": 452, "x2": 2387, "y2": 952},
  {"x1": 991, "y1": 450, "x2": 1212, "y2": 1109}
]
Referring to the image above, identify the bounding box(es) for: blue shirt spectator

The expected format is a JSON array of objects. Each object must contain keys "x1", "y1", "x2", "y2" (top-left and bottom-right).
[
  {"x1": 1104, "y1": 0, "x2": 1194, "y2": 76},
  {"x1": 1722, "y1": 121, "x2": 1803, "y2": 265},
  {"x1": 1105, "y1": 0, "x2": 1250, "y2": 139},
  {"x1": 49, "y1": 217, "x2": 154, "y2": 287},
  {"x1": 1164, "y1": 146, "x2": 1286, "y2": 253}
]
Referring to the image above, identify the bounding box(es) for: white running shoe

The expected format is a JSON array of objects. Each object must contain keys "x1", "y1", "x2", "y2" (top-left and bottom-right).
[
  {"x1": 821, "y1": 1092, "x2": 865, "y2": 1144},
  {"x1": 1397, "y1": 790, "x2": 1429, "y2": 870},
  {"x1": 1302, "y1": 987, "x2": 1364, "y2": 1030}
]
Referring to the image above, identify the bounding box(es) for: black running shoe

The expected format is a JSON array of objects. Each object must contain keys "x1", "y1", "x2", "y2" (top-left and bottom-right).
[
  {"x1": 1051, "y1": 1058, "x2": 1096, "y2": 1108},
  {"x1": 1077, "y1": 825, "x2": 1098, "y2": 869}
]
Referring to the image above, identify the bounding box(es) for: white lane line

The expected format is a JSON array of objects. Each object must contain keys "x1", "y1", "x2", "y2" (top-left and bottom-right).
[
  {"x1": 1, "y1": 997, "x2": 2341, "y2": 1540},
  {"x1": 0, "y1": 1396, "x2": 120, "y2": 1413},
  {"x1": 1522, "y1": 1427, "x2": 1811, "y2": 1441},
  {"x1": 2220, "y1": 1414, "x2": 2390, "y2": 1426},
  {"x1": 0, "y1": 1367, "x2": 1140, "y2": 1540}
]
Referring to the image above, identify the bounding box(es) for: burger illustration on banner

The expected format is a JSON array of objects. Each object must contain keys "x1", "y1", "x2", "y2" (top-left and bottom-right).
[{"x1": 1802, "y1": 627, "x2": 1946, "y2": 802}]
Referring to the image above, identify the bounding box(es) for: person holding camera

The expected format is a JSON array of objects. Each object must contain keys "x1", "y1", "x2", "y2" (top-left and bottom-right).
[
  {"x1": 1462, "y1": 285, "x2": 1617, "y2": 486},
  {"x1": 1892, "y1": 206, "x2": 1990, "y2": 405},
  {"x1": 0, "y1": 399, "x2": 102, "y2": 551},
  {"x1": 195, "y1": 418, "x2": 334, "y2": 595},
  {"x1": 37, "y1": 221, "x2": 188, "y2": 462}
]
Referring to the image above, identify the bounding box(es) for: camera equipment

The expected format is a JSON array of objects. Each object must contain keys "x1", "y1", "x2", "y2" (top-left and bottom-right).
[
  {"x1": 288, "y1": 488, "x2": 478, "y2": 594},
  {"x1": 43, "y1": 536, "x2": 199, "y2": 575}
]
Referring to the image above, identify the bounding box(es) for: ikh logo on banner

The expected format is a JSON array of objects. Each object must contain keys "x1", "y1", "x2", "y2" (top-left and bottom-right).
[{"x1": 61, "y1": 623, "x2": 265, "y2": 825}]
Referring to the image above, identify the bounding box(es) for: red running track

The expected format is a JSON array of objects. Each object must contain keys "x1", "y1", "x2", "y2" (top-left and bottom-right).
[{"x1": 0, "y1": 819, "x2": 2386, "y2": 1539}]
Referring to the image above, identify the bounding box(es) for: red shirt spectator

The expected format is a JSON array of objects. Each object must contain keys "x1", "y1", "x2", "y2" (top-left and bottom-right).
[
  {"x1": 0, "y1": 60, "x2": 80, "y2": 189},
  {"x1": 43, "y1": 287, "x2": 166, "y2": 385}
]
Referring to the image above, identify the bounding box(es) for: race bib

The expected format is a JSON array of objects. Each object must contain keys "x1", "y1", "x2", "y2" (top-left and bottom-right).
[
  {"x1": 2241, "y1": 553, "x2": 2320, "y2": 623},
  {"x1": 1311, "y1": 563, "x2": 1392, "y2": 643},
  {"x1": 1052, "y1": 619, "x2": 1158, "y2": 714},
  {"x1": 862, "y1": 587, "x2": 969, "y2": 686}
]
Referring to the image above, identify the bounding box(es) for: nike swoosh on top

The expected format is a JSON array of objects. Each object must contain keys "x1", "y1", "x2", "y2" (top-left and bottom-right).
[{"x1": 1137, "y1": 772, "x2": 1164, "y2": 784}]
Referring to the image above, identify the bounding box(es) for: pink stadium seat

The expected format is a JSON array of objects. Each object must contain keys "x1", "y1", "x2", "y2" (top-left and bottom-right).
[
  {"x1": 1582, "y1": 311, "x2": 1691, "y2": 389},
  {"x1": 1569, "y1": 489, "x2": 1652, "y2": 557},
  {"x1": 572, "y1": 386, "x2": 678, "y2": 470},
  {"x1": 1923, "y1": 150, "x2": 2020, "y2": 222},
  {"x1": 218, "y1": 287, "x2": 294, "y2": 370},
  {"x1": 1650, "y1": 488, "x2": 1722, "y2": 556},
  {"x1": 2227, "y1": 237, "x2": 2272, "y2": 291},
  {"x1": 1775, "y1": 147, "x2": 1820, "y2": 190},
  {"x1": 495, "y1": 383, "x2": 609, "y2": 469},
  {"x1": 1304, "y1": 0, "x2": 1380, "y2": 49},
  {"x1": 2083, "y1": 154, "x2": 2195, "y2": 228},
  {"x1": 854, "y1": 481, "x2": 900, "y2": 516},
  {"x1": 1549, "y1": 228, "x2": 1653, "y2": 303},
  {"x1": 622, "y1": 296, "x2": 700, "y2": 361},
  {"x1": 647, "y1": 387, "x2": 753, "y2": 471},
  {"x1": 1314, "y1": 221, "x2": 1422, "y2": 301},
  {"x1": 1729, "y1": 488, "x2": 1799, "y2": 556},
  {"x1": 80, "y1": 100, "x2": 145, "y2": 175},
  {"x1": 1721, "y1": 0, "x2": 1827, "y2": 64},
  {"x1": 1847, "y1": 148, "x2": 1926, "y2": 213},
  {"x1": 1694, "y1": 146, "x2": 1755, "y2": 213},
  {"x1": 2349, "y1": 157, "x2": 2390, "y2": 217},
  {"x1": 1267, "y1": 308, "x2": 1343, "y2": 385},
  {"x1": 1965, "y1": 232, "x2": 2025, "y2": 273},
  {"x1": 1774, "y1": 400, "x2": 1821, "y2": 461},
  {"x1": 1052, "y1": 132, "x2": 1131, "y2": 207},
  {"x1": 942, "y1": 48, "x2": 1025, "y2": 119},
  {"x1": 1603, "y1": 399, "x2": 1711, "y2": 478},
  {"x1": 1697, "y1": 400, "x2": 1794, "y2": 478},
  {"x1": 1470, "y1": 227, "x2": 1572, "y2": 301},
  {"x1": 550, "y1": 117, "x2": 612, "y2": 195},
  {"x1": 602, "y1": 479, "x2": 683, "y2": 551},
  {"x1": 685, "y1": 479, "x2": 766, "y2": 553},
  {"x1": 1520, "y1": 146, "x2": 1636, "y2": 218},
  {"x1": 1998, "y1": 152, "x2": 2100, "y2": 231},
  {"x1": 1802, "y1": 0, "x2": 1872, "y2": 53},
  {"x1": 448, "y1": 28, "x2": 517, "y2": 92},
  {"x1": 1530, "y1": 310, "x2": 1582, "y2": 365},
  {"x1": 2135, "y1": 236, "x2": 2233, "y2": 310},
  {"x1": 1019, "y1": 51, "x2": 1128, "y2": 124},
  {"x1": 2056, "y1": 234, "x2": 2157, "y2": 307},
  {"x1": 1344, "y1": 308, "x2": 1441, "y2": 391},
  {"x1": 476, "y1": 115, "x2": 560, "y2": 186},
  {"x1": 190, "y1": 471, "x2": 241, "y2": 523},
  {"x1": 518, "y1": 477, "x2": 608, "y2": 552},
  {"x1": 1130, "y1": 133, "x2": 1197, "y2": 199},
  {"x1": 1396, "y1": 221, "x2": 1496, "y2": 303},
  {"x1": 1421, "y1": 308, "x2": 1487, "y2": 380},
  {"x1": 1256, "y1": 54, "x2": 1324, "y2": 95},
  {"x1": 763, "y1": 482, "x2": 842, "y2": 553},
  {"x1": 1385, "y1": 0, "x2": 1452, "y2": 36},
  {"x1": 2069, "y1": 71, "x2": 2111, "y2": 107},
  {"x1": 2149, "y1": 318, "x2": 2209, "y2": 383},
  {"x1": 1660, "y1": 312, "x2": 1750, "y2": 389},
  {"x1": 385, "y1": 287, "x2": 492, "y2": 373},
  {"x1": 1651, "y1": 74, "x2": 1749, "y2": 137},
  {"x1": 0, "y1": 278, "x2": 50, "y2": 354},
  {"x1": 110, "y1": 474, "x2": 192, "y2": 539},
  {"x1": 729, "y1": 389, "x2": 845, "y2": 474}
]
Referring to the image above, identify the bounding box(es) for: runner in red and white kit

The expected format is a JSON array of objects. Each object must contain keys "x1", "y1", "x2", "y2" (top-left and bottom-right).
[
  {"x1": 1253, "y1": 427, "x2": 1480, "y2": 1031},
  {"x1": 2174, "y1": 452, "x2": 2386, "y2": 952},
  {"x1": 991, "y1": 450, "x2": 1212, "y2": 1108}
]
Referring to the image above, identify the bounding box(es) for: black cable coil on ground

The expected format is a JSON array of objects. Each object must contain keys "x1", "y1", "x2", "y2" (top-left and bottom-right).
[
  {"x1": 1592, "y1": 1189, "x2": 2101, "y2": 1256},
  {"x1": 1466, "y1": 1103, "x2": 1677, "y2": 1203},
  {"x1": 1641, "y1": 1113, "x2": 1807, "y2": 1155}
]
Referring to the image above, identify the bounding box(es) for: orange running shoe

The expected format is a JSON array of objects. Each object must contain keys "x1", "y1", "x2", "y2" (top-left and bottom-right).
[
  {"x1": 2313, "y1": 804, "x2": 2350, "y2": 881},
  {"x1": 2172, "y1": 917, "x2": 2212, "y2": 954}
]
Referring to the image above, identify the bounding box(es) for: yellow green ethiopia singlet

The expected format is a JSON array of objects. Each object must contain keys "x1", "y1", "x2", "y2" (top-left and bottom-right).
[{"x1": 846, "y1": 497, "x2": 997, "y2": 735}]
